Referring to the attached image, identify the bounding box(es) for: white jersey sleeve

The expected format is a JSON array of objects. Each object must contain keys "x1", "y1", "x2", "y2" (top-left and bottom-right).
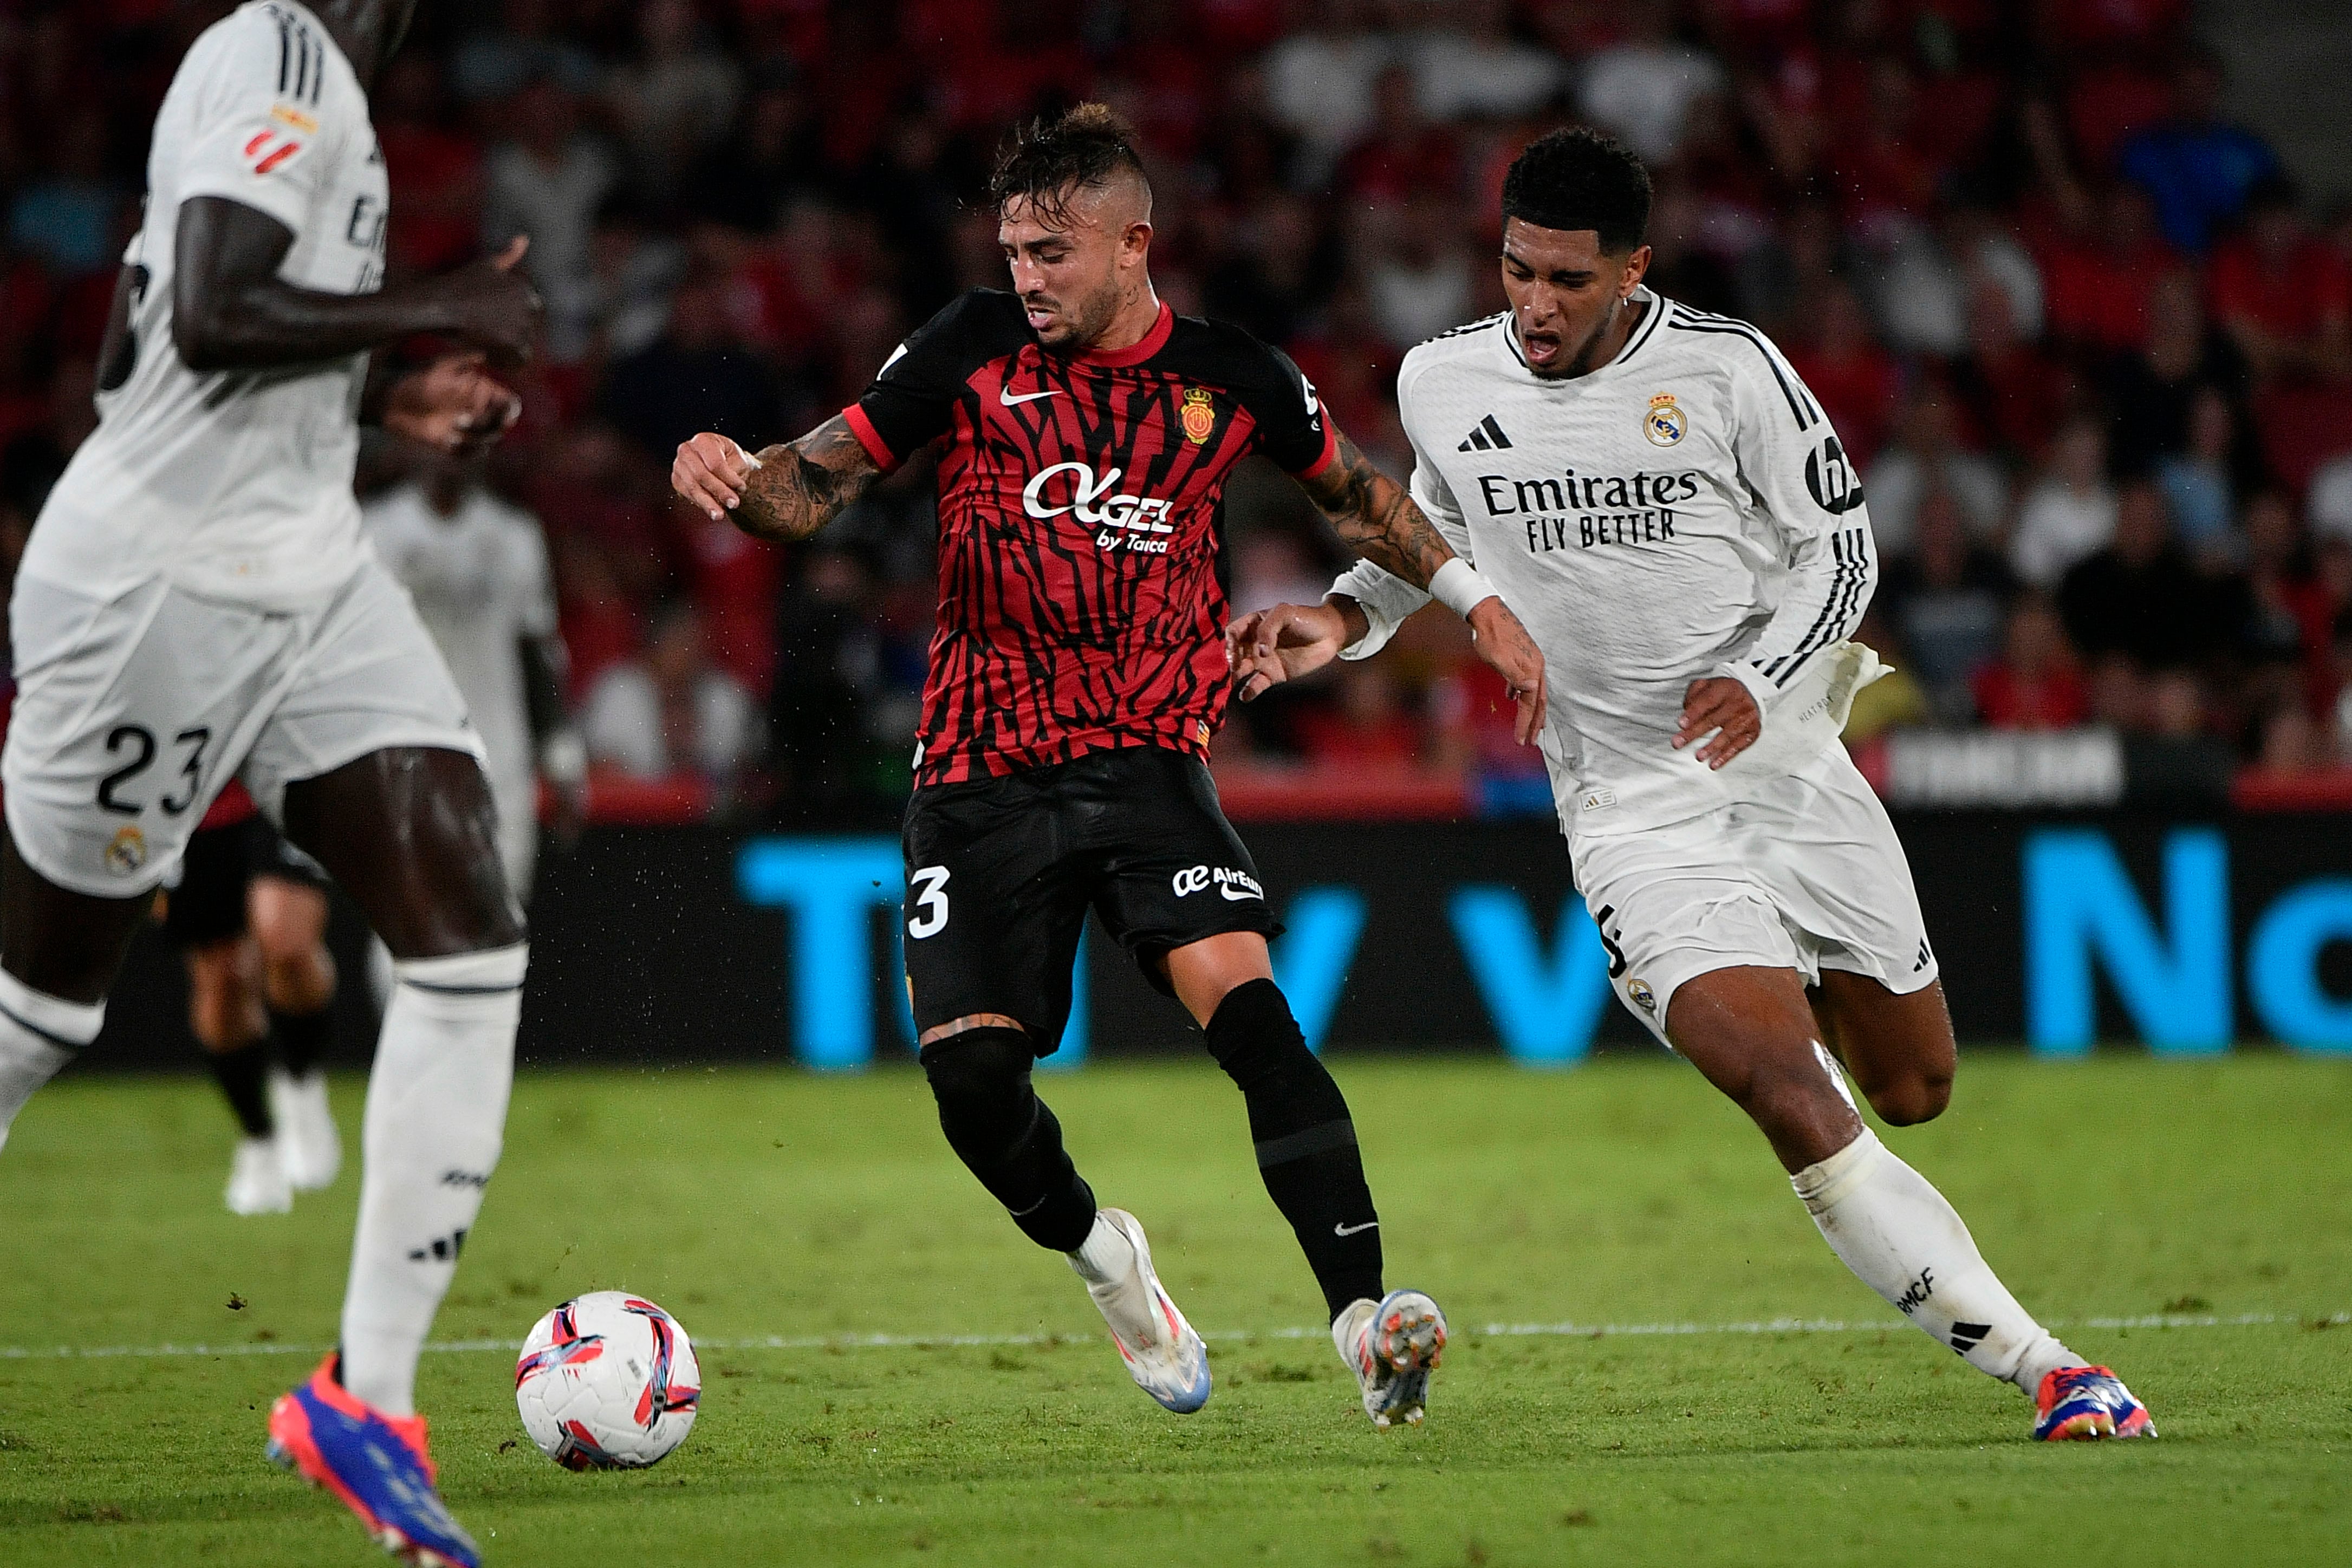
[
  {"x1": 174, "y1": 4, "x2": 340, "y2": 236},
  {"x1": 1329, "y1": 356, "x2": 1476, "y2": 660},
  {"x1": 1710, "y1": 339, "x2": 1877, "y2": 713}
]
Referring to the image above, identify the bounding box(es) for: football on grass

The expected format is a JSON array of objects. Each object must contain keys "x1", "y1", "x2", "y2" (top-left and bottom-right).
[{"x1": 515, "y1": 1291, "x2": 701, "y2": 1469}]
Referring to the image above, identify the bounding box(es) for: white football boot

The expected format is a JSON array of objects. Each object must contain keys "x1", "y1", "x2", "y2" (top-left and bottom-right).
[
  {"x1": 1069, "y1": 1208, "x2": 1212, "y2": 1413},
  {"x1": 225, "y1": 1135, "x2": 294, "y2": 1215},
  {"x1": 268, "y1": 1070, "x2": 341, "y2": 1191},
  {"x1": 1333, "y1": 1288, "x2": 1447, "y2": 1428}
]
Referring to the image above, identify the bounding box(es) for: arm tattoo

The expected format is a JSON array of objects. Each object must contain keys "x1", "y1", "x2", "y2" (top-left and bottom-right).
[
  {"x1": 1298, "y1": 428, "x2": 1453, "y2": 589},
  {"x1": 733, "y1": 416, "x2": 883, "y2": 543}
]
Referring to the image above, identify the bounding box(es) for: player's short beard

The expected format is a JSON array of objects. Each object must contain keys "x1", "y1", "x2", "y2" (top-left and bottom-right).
[
  {"x1": 1554, "y1": 295, "x2": 1623, "y2": 379},
  {"x1": 1041, "y1": 275, "x2": 1122, "y2": 355}
]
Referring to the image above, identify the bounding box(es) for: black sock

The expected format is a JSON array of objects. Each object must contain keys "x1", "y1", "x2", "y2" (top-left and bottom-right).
[
  {"x1": 208, "y1": 1041, "x2": 274, "y2": 1138},
  {"x1": 270, "y1": 1004, "x2": 333, "y2": 1078},
  {"x1": 919, "y1": 1026, "x2": 1097, "y2": 1252},
  {"x1": 1205, "y1": 978, "x2": 1383, "y2": 1320}
]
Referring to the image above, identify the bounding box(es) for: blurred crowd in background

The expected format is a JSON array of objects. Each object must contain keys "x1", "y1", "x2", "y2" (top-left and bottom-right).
[{"x1": 3, "y1": 0, "x2": 2351, "y2": 824}]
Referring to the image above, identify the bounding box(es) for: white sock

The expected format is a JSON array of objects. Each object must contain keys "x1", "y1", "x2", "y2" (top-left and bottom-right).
[
  {"x1": 0, "y1": 969, "x2": 105, "y2": 1152},
  {"x1": 1066, "y1": 1211, "x2": 1133, "y2": 1286},
  {"x1": 1792, "y1": 1127, "x2": 2081, "y2": 1394},
  {"x1": 339, "y1": 944, "x2": 527, "y2": 1417}
]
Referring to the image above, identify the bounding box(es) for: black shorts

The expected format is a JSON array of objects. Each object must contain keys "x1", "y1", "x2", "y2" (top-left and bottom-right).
[
  {"x1": 163, "y1": 818, "x2": 328, "y2": 948},
  {"x1": 901, "y1": 746, "x2": 1276, "y2": 1055}
]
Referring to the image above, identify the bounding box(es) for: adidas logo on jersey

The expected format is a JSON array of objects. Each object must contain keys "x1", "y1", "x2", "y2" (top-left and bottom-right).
[{"x1": 1458, "y1": 414, "x2": 1513, "y2": 452}]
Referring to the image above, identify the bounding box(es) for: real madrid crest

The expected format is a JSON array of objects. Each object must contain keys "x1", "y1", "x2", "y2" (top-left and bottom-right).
[
  {"x1": 1180, "y1": 387, "x2": 1216, "y2": 445},
  {"x1": 106, "y1": 823, "x2": 147, "y2": 875},
  {"x1": 1643, "y1": 392, "x2": 1686, "y2": 447},
  {"x1": 1628, "y1": 977, "x2": 1658, "y2": 1013}
]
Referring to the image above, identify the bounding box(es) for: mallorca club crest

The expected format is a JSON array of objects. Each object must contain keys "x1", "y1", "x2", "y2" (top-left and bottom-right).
[
  {"x1": 1643, "y1": 392, "x2": 1686, "y2": 447},
  {"x1": 105, "y1": 824, "x2": 147, "y2": 876},
  {"x1": 1180, "y1": 387, "x2": 1216, "y2": 445}
]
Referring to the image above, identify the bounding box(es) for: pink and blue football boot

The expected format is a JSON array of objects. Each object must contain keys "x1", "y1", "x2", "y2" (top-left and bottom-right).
[
  {"x1": 2033, "y1": 1364, "x2": 2156, "y2": 1442},
  {"x1": 266, "y1": 1354, "x2": 482, "y2": 1566}
]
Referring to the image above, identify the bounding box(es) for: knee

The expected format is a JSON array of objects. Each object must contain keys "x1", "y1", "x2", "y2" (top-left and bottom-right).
[
  {"x1": 262, "y1": 945, "x2": 335, "y2": 1011},
  {"x1": 919, "y1": 1026, "x2": 1035, "y2": 1140},
  {"x1": 1866, "y1": 1069, "x2": 1952, "y2": 1127},
  {"x1": 186, "y1": 945, "x2": 262, "y2": 1049},
  {"x1": 1203, "y1": 978, "x2": 1314, "y2": 1089},
  {"x1": 1730, "y1": 1057, "x2": 1851, "y2": 1146}
]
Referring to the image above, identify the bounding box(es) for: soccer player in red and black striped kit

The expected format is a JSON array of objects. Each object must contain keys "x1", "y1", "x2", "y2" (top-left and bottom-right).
[{"x1": 674, "y1": 105, "x2": 1545, "y2": 1427}]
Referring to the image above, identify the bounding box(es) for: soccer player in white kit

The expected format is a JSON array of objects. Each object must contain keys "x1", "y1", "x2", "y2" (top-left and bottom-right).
[
  {"x1": 365, "y1": 452, "x2": 584, "y2": 903},
  {"x1": 0, "y1": 3, "x2": 542, "y2": 1561},
  {"x1": 1230, "y1": 128, "x2": 2154, "y2": 1444}
]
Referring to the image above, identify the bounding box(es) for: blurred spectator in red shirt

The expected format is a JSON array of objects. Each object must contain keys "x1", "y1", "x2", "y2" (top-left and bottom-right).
[
  {"x1": 1951, "y1": 275, "x2": 2069, "y2": 462},
  {"x1": 686, "y1": 514, "x2": 781, "y2": 699},
  {"x1": 1828, "y1": 57, "x2": 1942, "y2": 232},
  {"x1": 2040, "y1": 183, "x2": 2176, "y2": 354},
  {"x1": 1297, "y1": 664, "x2": 1424, "y2": 770},
  {"x1": 2207, "y1": 177, "x2": 2352, "y2": 383},
  {"x1": 555, "y1": 539, "x2": 646, "y2": 700},
  {"x1": 376, "y1": 54, "x2": 483, "y2": 277},
  {"x1": 1783, "y1": 282, "x2": 1898, "y2": 466},
  {"x1": 1973, "y1": 595, "x2": 2090, "y2": 729},
  {"x1": 1339, "y1": 65, "x2": 1462, "y2": 207}
]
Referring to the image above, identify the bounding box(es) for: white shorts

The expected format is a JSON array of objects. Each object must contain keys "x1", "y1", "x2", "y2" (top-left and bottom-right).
[
  {"x1": 3, "y1": 560, "x2": 482, "y2": 897},
  {"x1": 1570, "y1": 743, "x2": 1938, "y2": 1045}
]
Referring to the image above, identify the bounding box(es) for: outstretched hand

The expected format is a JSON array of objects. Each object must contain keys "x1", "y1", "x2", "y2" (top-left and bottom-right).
[
  {"x1": 1225, "y1": 601, "x2": 1351, "y2": 702},
  {"x1": 382, "y1": 352, "x2": 521, "y2": 457}
]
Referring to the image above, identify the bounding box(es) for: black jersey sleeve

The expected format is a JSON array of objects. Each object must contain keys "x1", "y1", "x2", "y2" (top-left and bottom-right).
[
  {"x1": 1220, "y1": 331, "x2": 1339, "y2": 477},
  {"x1": 842, "y1": 290, "x2": 1025, "y2": 469}
]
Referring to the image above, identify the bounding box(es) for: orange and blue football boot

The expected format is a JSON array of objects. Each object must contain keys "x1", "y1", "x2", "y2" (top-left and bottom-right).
[
  {"x1": 2033, "y1": 1364, "x2": 2155, "y2": 1441},
  {"x1": 266, "y1": 1354, "x2": 482, "y2": 1566}
]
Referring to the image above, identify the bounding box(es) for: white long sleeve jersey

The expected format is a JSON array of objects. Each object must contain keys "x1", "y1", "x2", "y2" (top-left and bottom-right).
[{"x1": 1337, "y1": 290, "x2": 1877, "y2": 838}]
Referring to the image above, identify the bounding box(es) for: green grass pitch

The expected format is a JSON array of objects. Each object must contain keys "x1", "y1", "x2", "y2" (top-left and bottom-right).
[{"x1": 1, "y1": 1053, "x2": 2347, "y2": 1567}]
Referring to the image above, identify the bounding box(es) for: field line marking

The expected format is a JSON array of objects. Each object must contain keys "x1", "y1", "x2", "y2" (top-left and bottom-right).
[{"x1": 5, "y1": 1310, "x2": 2342, "y2": 1362}]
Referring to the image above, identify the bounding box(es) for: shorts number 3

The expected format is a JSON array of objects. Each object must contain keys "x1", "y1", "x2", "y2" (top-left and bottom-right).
[{"x1": 906, "y1": 866, "x2": 951, "y2": 939}]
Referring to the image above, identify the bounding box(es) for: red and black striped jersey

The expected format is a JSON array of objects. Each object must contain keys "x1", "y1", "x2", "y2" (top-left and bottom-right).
[{"x1": 843, "y1": 289, "x2": 1337, "y2": 787}]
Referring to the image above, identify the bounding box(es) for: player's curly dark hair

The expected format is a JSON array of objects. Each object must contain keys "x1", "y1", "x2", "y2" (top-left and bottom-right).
[
  {"x1": 1502, "y1": 127, "x2": 1652, "y2": 254},
  {"x1": 987, "y1": 103, "x2": 1151, "y2": 228}
]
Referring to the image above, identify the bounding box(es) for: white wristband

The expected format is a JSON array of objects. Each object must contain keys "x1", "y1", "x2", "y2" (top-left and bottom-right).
[{"x1": 1428, "y1": 557, "x2": 1500, "y2": 619}]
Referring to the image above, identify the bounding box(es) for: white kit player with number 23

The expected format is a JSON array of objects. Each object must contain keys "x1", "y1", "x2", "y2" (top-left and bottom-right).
[
  {"x1": 0, "y1": 2, "x2": 550, "y2": 1564},
  {"x1": 1230, "y1": 127, "x2": 2154, "y2": 1446}
]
